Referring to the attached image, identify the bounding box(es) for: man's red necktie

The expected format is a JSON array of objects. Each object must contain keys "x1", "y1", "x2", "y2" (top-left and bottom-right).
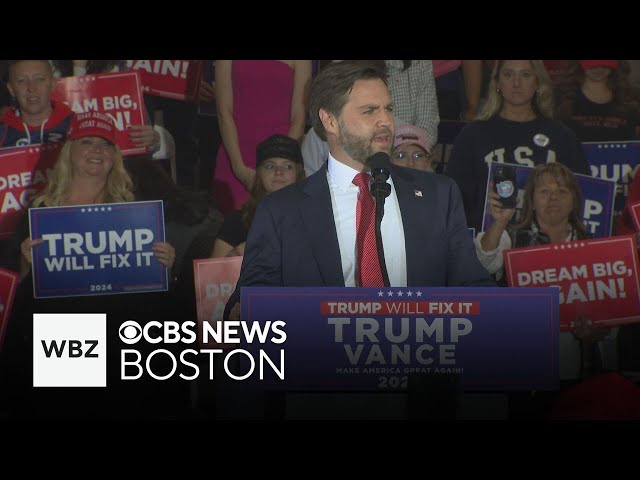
[{"x1": 353, "y1": 172, "x2": 384, "y2": 287}]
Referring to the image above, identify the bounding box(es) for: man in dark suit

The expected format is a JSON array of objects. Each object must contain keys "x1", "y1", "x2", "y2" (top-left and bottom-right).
[{"x1": 226, "y1": 61, "x2": 494, "y2": 318}]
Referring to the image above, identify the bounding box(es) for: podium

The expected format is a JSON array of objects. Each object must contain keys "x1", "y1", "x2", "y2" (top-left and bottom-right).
[{"x1": 209, "y1": 286, "x2": 560, "y2": 420}]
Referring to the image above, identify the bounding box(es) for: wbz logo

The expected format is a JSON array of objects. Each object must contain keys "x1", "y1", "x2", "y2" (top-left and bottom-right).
[
  {"x1": 33, "y1": 314, "x2": 107, "y2": 387},
  {"x1": 41, "y1": 339, "x2": 99, "y2": 358}
]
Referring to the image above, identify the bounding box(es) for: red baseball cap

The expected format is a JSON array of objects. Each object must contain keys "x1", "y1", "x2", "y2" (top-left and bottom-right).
[
  {"x1": 68, "y1": 111, "x2": 118, "y2": 144},
  {"x1": 579, "y1": 60, "x2": 619, "y2": 70}
]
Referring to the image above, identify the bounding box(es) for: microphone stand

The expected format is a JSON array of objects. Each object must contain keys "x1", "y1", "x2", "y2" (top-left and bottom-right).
[{"x1": 370, "y1": 176, "x2": 391, "y2": 287}]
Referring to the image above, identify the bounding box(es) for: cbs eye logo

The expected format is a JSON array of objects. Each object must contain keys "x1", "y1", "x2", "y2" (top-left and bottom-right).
[{"x1": 119, "y1": 320, "x2": 142, "y2": 344}]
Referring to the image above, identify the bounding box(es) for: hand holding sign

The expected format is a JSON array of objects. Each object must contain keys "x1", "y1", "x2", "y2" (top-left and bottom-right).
[
  {"x1": 151, "y1": 242, "x2": 176, "y2": 270},
  {"x1": 128, "y1": 124, "x2": 160, "y2": 150},
  {"x1": 20, "y1": 237, "x2": 43, "y2": 263},
  {"x1": 572, "y1": 316, "x2": 610, "y2": 343}
]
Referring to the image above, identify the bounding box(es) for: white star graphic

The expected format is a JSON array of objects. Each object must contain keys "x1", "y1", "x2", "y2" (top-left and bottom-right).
[
  {"x1": 567, "y1": 244, "x2": 572, "y2": 249},
  {"x1": 387, "y1": 290, "x2": 394, "y2": 297},
  {"x1": 397, "y1": 290, "x2": 403, "y2": 297},
  {"x1": 101, "y1": 207, "x2": 106, "y2": 212},
  {"x1": 378, "y1": 291, "x2": 384, "y2": 297},
  {"x1": 560, "y1": 245, "x2": 565, "y2": 249},
  {"x1": 416, "y1": 291, "x2": 422, "y2": 297},
  {"x1": 107, "y1": 207, "x2": 112, "y2": 211},
  {"x1": 87, "y1": 208, "x2": 92, "y2": 212},
  {"x1": 81, "y1": 208, "x2": 85, "y2": 213},
  {"x1": 407, "y1": 291, "x2": 413, "y2": 297}
]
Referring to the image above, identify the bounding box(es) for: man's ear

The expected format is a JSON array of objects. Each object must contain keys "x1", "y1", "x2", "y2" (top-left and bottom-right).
[{"x1": 319, "y1": 108, "x2": 337, "y2": 135}]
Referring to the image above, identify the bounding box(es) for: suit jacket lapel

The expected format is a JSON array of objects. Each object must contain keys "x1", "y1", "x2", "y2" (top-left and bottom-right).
[
  {"x1": 391, "y1": 168, "x2": 427, "y2": 286},
  {"x1": 299, "y1": 165, "x2": 345, "y2": 286}
]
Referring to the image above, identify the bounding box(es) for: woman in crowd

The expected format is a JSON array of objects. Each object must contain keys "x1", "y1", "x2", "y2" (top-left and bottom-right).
[
  {"x1": 212, "y1": 134, "x2": 305, "y2": 258},
  {"x1": 213, "y1": 60, "x2": 311, "y2": 215},
  {"x1": 391, "y1": 123, "x2": 434, "y2": 173},
  {"x1": 445, "y1": 60, "x2": 590, "y2": 232},
  {"x1": 51, "y1": 59, "x2": 161, "y2": 153},
  {"x1": 1, "y1": 112, "x2": 187, "y2": 419},
  {"x1": 474, "y1": 162, "x2": 615, "y2": 383},
  {"x1": 555, "y1": 60, "x2": 640, "y2": 142},
  {"x1": 17, "y1": 112, "x2": 174, "y2": 275}
]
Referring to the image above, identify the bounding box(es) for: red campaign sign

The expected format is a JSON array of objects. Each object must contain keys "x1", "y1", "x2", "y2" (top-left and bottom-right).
[
  {"x1": 0, "y1": 144, "x2": 61, "y2": 239},
  {"x1": 127, "y1": 60, "x2": 202, "y2": 102},
  {"x1": 50, "y1": 71, "x2": 148, "y2": 156},
  {"x1": 0, "y1": 267, "x2": 19, "y2": 352},
  {"x1": 504, "y1": 235, "x2": 640, "y2": 331},
  {"x1": 631, "y1": 201, "x2": 640, "y2": 232},
  {"x1": 193, "y1": 256, "x2": 242, "y2": 348}
]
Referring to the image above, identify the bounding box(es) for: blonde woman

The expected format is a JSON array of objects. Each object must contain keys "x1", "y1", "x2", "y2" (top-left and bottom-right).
[
  {"x1": 445, "y1": 60, "x2": 590, "y2": 232},
  {"x1": 18, "y1": 111, "x2": 175, "y2": 279}
]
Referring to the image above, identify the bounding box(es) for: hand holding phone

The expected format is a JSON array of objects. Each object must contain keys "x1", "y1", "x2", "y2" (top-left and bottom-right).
[{"x1": 493, "y1": 164, "x2": 517, "y2": 208}]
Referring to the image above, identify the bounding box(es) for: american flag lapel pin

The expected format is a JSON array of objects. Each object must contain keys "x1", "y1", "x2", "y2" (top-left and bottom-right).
[{"x1": 414, "y1": 189, "x2": 423, "y2": 197}]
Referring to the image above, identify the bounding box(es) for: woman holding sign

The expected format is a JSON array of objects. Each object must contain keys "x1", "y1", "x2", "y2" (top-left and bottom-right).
[
  {"x1": 50, "y1": 60, "x2": 161, "y2": 153},
  {"x1": 17, "y1": 111, "x2": 175, "y2": 277},
  {"x1": 474, "y1": 162, "x2": 616, "y2": 384},
  {"x1": 1, "y1": 112, "x2": 188, "y2": 419}
]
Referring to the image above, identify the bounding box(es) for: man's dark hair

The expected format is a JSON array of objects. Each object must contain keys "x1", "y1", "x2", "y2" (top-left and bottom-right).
[{"x1": 309, "y1": 61, "x2": 387, "y2": 141}]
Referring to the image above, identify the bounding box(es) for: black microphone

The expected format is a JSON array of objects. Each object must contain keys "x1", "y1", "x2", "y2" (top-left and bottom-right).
[{"x1": 366, "y1": 152, "x2": 391, "y2": 199}]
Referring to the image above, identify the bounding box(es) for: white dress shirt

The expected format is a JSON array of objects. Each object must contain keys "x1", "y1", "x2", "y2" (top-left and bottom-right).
[{"x1": 326, "y1": 154, "x2": 407, "y2": 287}]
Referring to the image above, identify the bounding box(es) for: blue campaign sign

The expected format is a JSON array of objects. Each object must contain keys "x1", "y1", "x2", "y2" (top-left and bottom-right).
[
  {"x1": 29, "y1": 200, "x2": 167, "y2": 298},
  {"x1": 583, "y1": 141, "x2": 640, "y2": 213},
  {"x1": 482, "y1": 161, "x2": 616, "y2": 238},
  {"x1": 240, "y1": 287, "x2": 559, "y2": 391}
]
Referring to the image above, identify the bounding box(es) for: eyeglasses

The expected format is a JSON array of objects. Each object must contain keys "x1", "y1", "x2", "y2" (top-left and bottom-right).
[{"x1": 392, "y1": 151, "x2": 431, "y2": 162}]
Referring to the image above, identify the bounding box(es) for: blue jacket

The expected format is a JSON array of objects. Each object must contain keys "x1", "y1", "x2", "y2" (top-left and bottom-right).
[
  {"x1": 226, "y1": 163, "x2": 495, "y2": 315},
  {"x1": 0, "y1": 101, "x2": 74, "y2": 148}
]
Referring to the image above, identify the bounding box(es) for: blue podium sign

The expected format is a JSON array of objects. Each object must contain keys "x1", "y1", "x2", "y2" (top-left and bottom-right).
[
  {"x1": 29, "y1": 200, "x2": 167, "y2": 298},
  {"x1": 240, "y1": 287, "x2": 559, "y2": 391}
]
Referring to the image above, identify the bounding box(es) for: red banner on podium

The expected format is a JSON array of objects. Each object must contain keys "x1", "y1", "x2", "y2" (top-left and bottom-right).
[
  {"x1": 0, "y1": 267, "x2": 19, "y2": 352},
  {"x1": 51, "y1": 71, "x2": 148, "y2": 156},
  {"x1": 504, "y1": 235, "x2": 640, "y2": 331},
  {"x1": 127, "y1": 60, "x2": 202, "y2": 102},
  {"x1": 193, "y1": 256, "x2": 242, "y2": 347},
  {"x1": 0, "y1": 143, "x2": 61, "y2": 239}
]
